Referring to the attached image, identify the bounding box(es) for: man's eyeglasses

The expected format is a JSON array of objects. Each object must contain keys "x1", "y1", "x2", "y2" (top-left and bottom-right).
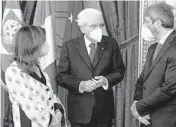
[{"x1": 86, "y1": 23, "x2": 105, "y2": 29}]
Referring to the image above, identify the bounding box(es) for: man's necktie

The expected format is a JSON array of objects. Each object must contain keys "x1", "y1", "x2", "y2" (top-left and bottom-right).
[
  {"x1": 152, "y1": 43, "x2": 162, "y2": 62},
  {"x1": 89, "y1": 43, "x2": 96, "y2": 63}
]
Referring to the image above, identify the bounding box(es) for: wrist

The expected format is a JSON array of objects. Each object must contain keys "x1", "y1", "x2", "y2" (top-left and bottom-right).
[
  {"x1": 79, "y1": 81, "x2": 84, "y2": 93},
  {"x1": 102, "y1": 77, "x2": 108, "y2": 90},
  {"x1": 55, "y1": 109, "x2": 61, "y2": 114}
]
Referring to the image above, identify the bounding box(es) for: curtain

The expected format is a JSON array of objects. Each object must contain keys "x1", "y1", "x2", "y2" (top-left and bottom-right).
[
  {"x1": 100, "y1": 1, "x2": 139, "y2": 127},
  {"x1": 57, "y1": 1, "x2": 84, "y2": 125},
  {"x1": 100, "y1": 1, "x2": 139, "y2": 43},
  {"x1": 22, "y1": 1, "x2": 37, "y2": 25}
]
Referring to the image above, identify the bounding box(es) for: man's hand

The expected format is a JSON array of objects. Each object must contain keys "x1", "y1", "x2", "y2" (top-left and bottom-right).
[
  {"x1": 93, "y1": 76, "x2": 107, "y2": 88},
  {"x1": 79, "y1": 80, "x2": 97, "y2": 92},
  {"x1": 131, "y1": 101, "x2": 150, "y2": 126},
  {"x1": 138, "y1": 114, "x2": 150, "y2": 126}
]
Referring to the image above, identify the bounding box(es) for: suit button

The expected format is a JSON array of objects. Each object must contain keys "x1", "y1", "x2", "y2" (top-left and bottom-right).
[
  {"x1": 48, "y1": 97, "x2": 51, "y2": 100},
  {"x1": 51, "y1": 106, "x2": 54, "y2": 109},
  {"x1": 92, "y1": 93, "x2": 94, "y2": 95},
  {"x1": 143, "y1": 86, "x2": 146, "y2": 90}
]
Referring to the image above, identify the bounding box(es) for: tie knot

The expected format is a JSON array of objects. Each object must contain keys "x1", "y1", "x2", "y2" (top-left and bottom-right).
[{"x1": 89, "y1": 43, "x2": 96, "y2": 49}]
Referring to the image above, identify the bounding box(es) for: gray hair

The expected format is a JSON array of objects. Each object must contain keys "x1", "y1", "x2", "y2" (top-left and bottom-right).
[
  {"x1": 76, "y1": 8, "x2": 103, "y2": 26},
  {"x1": 144, "y1": 2, "x2": 174, "y2": 28}
]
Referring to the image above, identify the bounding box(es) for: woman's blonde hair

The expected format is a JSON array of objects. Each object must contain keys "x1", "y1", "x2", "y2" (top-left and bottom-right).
[{"x1": 12, "y1": 25, "x2": 46, "y2": 73}]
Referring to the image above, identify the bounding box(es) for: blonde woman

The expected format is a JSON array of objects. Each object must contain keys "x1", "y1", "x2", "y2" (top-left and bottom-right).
[{"x1": 5, "y1": 26, "x2": 66, "y2": 127}]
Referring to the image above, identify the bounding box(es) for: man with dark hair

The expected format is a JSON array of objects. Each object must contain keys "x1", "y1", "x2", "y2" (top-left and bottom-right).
[{"x1": 131, "y1": 2, "x2": 176, "y2": 127}]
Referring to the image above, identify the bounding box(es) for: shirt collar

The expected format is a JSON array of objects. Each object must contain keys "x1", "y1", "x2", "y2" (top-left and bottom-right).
[
  {"x1": 158, "y1": 29, "x2": 173, "y2": 45},
  {"x1": 84, "y1": 35, "x2": 97, "y2": 48}
]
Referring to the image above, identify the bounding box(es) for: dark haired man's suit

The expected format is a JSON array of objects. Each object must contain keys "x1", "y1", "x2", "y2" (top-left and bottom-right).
[
  {"x1": 56, "y1": 35, "x2": 125, "y2": 126},
  {"x1": 134, "y1": 30, "x2": 176, "y2": 127}
]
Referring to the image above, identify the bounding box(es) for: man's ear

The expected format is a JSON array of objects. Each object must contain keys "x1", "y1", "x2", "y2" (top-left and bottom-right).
[
  {"x1": 155, "y1": 19, "x2": 162, "y2": 28},
  {"x1": 79, "y1": 26, "x2": 85, "y2": 33}
]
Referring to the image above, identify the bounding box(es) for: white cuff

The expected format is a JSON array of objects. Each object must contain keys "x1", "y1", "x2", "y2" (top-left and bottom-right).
[
  {"x1": 102, "y1": 78, "x2": 109, "y2": 90},
  {"x1": 79, "y1": 81, "x2": 84, "y2": 93}
]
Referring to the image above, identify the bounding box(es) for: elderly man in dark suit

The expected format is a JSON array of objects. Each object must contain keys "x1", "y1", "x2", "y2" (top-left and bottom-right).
[
  {"x1": 131, "y1": 3, "x2": 176, "y2": 127},
  {"x1": 56, "y1": 8, "x2": 125, "y2": 127}
]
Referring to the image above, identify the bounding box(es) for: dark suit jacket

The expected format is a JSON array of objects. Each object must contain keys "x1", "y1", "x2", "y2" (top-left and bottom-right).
[
  {"x1": 56, "y1": 35, "x2": 125, "y2": 124},
  {"x1": 134, "y1": 30, "x2": 176, "y2": 127}
]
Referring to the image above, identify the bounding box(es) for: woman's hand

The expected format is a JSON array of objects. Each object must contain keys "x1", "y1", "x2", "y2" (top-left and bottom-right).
[{"x1": 50, "y1": 109, "x2": 62, "y2": 127}]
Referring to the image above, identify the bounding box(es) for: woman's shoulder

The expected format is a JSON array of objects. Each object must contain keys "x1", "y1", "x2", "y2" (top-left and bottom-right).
[
  {"x1": 5, "y1": 61, "x2": 25, "y2": 86},
  {"x1": 6, "y1": 61, "x2": 20, "y2": 72},
  {"x1": 6, "y1": 61, "x2": 18, "y2": 73},
  {"x1": 6, "y1": 61, "x2": 29, "y2": 79}
]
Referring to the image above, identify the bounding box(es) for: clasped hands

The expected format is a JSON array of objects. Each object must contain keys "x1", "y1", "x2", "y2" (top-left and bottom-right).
[
  {"x1": 79, "y1": 76, "x2": 107, "y2": 93},
  {"x1": 130, "y1": 101, "x2": 150, "y2": 126}
]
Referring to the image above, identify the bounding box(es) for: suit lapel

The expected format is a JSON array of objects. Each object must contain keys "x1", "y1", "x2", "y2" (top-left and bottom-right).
[
  {"x1": 143, "y1": 31, "x2": 176, "y2": 81},
  {"x1": 143, "y1": 43, "x2": 157, "y2": 79},
  {"x1": 92, "y1": 37, "x2": 106, "y2": 68},
  {"x1": 75, "y1": 35, "x2": 93, "y2": 71}
]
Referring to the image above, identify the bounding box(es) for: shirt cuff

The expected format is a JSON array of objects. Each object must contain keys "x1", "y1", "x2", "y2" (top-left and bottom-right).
[
  {"x1": 79, "y1": 81, "x2": 84, "y2": 93},
  {"x1": 102, "y1": 78, "x2": 109, "y2": 90}
]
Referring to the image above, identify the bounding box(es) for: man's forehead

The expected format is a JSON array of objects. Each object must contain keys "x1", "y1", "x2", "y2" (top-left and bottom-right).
[
  {"x1": 87, "y1": 16, "x2": 104, "y2": 25},
  {"x1": 144, "y1": 16, "x2": 152, "y2": 23},
  {"x1": 144, "y1": 17, "x2": 151, "y2": 21},
  {"x1": 78, "y1": 8, "x2": 103, "y2": 25}
]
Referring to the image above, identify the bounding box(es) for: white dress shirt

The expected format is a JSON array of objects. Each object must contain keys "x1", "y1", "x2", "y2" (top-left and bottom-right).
[
  {"x1": 158, "y1": 29, "x2": 173, "y2": 45},
  {"x1": 153, "y1": 29, "x2": 174, "y2": 62},
  {"x1": 84, "y1": 35, "x2": 97, "y2": 54},
  {"x1": 78, "y1": 35, "x2": 109, "y2": 93}
]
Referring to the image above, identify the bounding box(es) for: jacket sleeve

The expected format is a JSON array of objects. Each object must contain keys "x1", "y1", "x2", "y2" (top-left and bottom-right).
[
  {"x1": 133, "y1": 71, "x2": 144, "y2": 101},
  {"x1": 136, "y1": 50, "x2": 176, "y2": 115},
  {"x1": 133, "y1": 44, "x2": 154, "y2": 102},
  {"x1": 56, "y1": 42, "x2": 82, "y2": 93},
  {"x1": 5, "y1": 68, "x2": 50, "y2": 127},
  {"x1": 105, "y1": 39, "x2": 126, "y2": 88}
]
